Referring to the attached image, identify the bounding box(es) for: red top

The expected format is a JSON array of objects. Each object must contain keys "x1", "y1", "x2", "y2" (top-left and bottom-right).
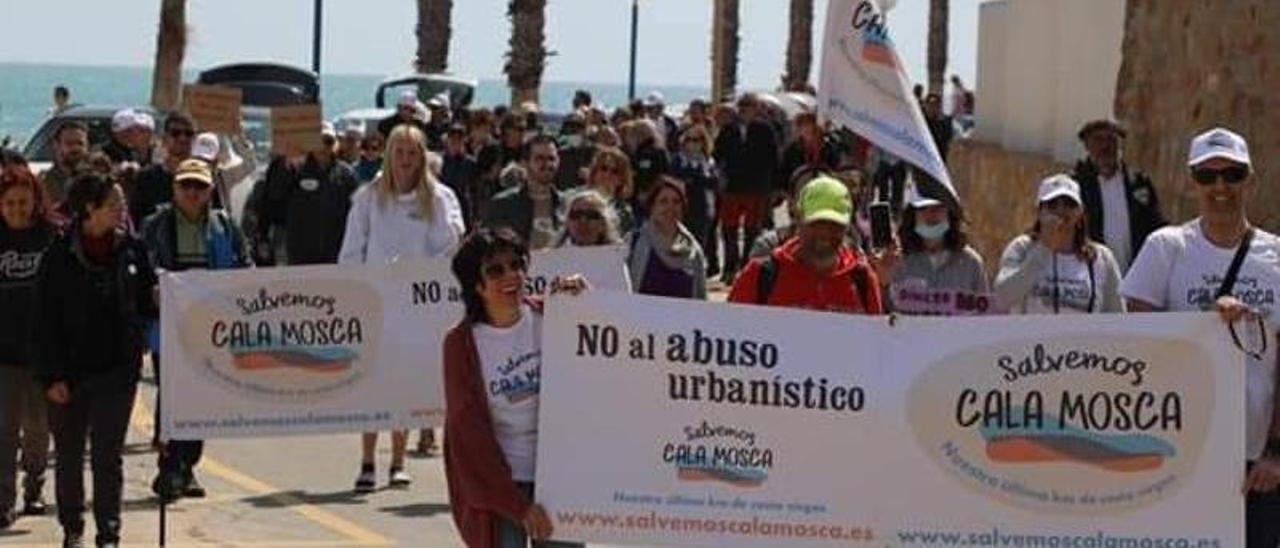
[
  {"x1": 442, "y1": 301, "x2": 543, "y2": 548},
  {"x1": 728, "y1": 237, "x2": 883, "y2": 314}
]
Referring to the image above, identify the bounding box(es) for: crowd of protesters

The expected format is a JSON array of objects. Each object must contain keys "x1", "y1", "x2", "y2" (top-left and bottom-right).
[{"x1": 1, "y1": 79, "x2": 1279, "y2": 547}]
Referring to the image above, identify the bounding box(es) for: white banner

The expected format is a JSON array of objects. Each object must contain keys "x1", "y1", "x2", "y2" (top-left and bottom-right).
[
  {"x1": 160, "y1": 245, "x2": 628, "y2": 440},
  {"x1": 537, "y1": 292, "x2": 1244, "y2": 546},
  {"x1": 818, "y1": 0, "x2": 956, "y2": 203}
]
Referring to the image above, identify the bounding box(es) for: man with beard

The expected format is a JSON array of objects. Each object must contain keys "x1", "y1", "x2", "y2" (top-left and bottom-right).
[
  {"x1": 39, "y1": 121, "x2": 89, "y2": 205},
  {"x1": 728, "y1": 175, "x2": 883, "y2": 314},
  {"x1": 483, "y1": 134, "x2": 565, "y2": 251}
]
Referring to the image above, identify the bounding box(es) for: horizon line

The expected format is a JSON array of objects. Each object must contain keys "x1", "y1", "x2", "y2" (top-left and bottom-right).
[{"x1": 0, "y1": 60, "x2": 712, "y2": 91}]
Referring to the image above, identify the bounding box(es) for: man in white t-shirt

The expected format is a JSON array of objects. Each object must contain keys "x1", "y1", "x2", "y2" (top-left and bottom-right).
[{"x1": 1121, "y1": 127, "x2": 1280, "y2": 547}]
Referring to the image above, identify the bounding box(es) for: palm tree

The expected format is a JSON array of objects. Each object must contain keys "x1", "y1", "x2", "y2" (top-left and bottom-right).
[
  {"x1": 415, "y1": 0, "x2": 453, "y2": 73},
  {"x1": 711, "y1": 0, "x2": 741, "y2": 102},
  {"x1": 505, "y1": 0, "x2": 548, "y2": 107},
  {"x1": 782, "y1": 0, "x2": 814, "y2": 92},
  {"x1": 926, "y1": 0, "x2": 949, "y2": 95},
  {"x1": 150, "y1": 0, "x2": 187, "y2": 112}
]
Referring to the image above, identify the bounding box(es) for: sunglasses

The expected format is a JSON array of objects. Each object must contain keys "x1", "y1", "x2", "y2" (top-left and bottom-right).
[
  {"x1": 568, "y1": 209, "x2": 604, "y2": 222},
  {"x1": 598, "y1": 165, "x2": 623, "y2": 175},
  {"x1": 482, "y1": 257, "x2": 527, "y2": 280},
  {"x1": 168, "y1": 129, "x2": 195, "y2": 138},
  {"x1": 177, "y1": 180, "x2": 210, "y2": 191},
  {"x1": 1042, "y1": 197, "x2": 1079, "y2": 210},
  {"x1": 1191, "y1": 166, "x2": 1249, "y2": 185}
]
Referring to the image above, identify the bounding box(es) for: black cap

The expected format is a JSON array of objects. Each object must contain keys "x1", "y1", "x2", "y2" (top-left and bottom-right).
[{"x1": 1077, "y1": 119, "x2": 1127, "y2": 141}]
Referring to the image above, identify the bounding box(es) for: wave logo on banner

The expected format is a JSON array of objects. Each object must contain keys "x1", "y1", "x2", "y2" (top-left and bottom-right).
[
  {"x1": 178, "y1": 279, "x2": 383, "y2": 402},
  {"x1": 906, "y1": 335, "x2": 1213, "y2": 515},
  {"x1": 662, "y1": 420, "x2": 773, "y2": 488}
]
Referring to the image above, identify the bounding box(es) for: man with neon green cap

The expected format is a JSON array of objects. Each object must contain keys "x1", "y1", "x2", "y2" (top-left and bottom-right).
[{"x1": 729, "y1": 175, "x2": 883, "y2": 314}]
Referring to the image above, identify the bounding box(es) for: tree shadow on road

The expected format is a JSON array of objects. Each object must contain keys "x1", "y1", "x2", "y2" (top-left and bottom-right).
[
  {"x1": 240, "y1": 490, "x2": 368, "y2": 508},
  {"x1": 378, "y1": 502, "x2": 451, "y2": 518}
]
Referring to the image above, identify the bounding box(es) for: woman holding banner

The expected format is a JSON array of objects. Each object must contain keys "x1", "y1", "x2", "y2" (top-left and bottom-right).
[
  {"x1": 625, "y1": 176, "x2": 707, "y2": 300},
  {"x1": 875, "y1": 185, "x2": 989, "y2": 315},
  {"x1": 32, "y1": 172, "x2": 159, "y2": 547},
  {"x1": 339, "y1": 124, "x2": 465, "y2": 493},
  {"x1": 994, "y1": 174, "x2": 1124, "y2": 314},
  {"x1": 555, "y1": 189, "x2": 622, "y2": 247},
  {"x1": 443, "y1": 227, "x2": 584, "y2": 548}
]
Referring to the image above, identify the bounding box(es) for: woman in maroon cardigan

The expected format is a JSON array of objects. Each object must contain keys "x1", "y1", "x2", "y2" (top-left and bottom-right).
[{"x1": 443, "y1": 227, "x2": 584, "y2": 548}]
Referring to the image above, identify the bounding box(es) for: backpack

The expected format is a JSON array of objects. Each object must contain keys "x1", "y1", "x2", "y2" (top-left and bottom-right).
[{"x1": 754, "y1": 255, "x2": 875, "y2": 312}]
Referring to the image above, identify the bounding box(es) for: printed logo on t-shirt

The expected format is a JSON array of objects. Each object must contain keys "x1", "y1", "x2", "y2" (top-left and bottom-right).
[
  {"x1": 1186, "y1": 274, "x2": 1277, "y2": 314},
  {"x1": 489, "y1": 350, "x2": 541, "y2": 404},
  {"x1": 1032, "y1": 274, "x2": 1094, "y2": 313},
  {"x1": 0, "y1": 250, "x2": 44, "y2": 281}
]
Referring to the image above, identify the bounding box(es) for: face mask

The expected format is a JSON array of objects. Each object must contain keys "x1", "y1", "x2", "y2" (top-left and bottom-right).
[{"x1": 914, "y1": 220, "x2": 950, "y2": 241}]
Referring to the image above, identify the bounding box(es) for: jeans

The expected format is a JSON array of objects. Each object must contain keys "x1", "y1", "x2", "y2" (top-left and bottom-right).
[
  {"x1": 494, "y1": 482, "x2": 583, "y2": 548},
  {"x1": 49, "y1": 376, "x2": 136, "y2": 544},
  {"x1": 0, "y1": 366, "x2": 49, "y2": 511}
]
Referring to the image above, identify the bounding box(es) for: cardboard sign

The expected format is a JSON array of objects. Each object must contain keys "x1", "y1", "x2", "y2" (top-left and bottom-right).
[
  {"x1": 270, "y1": 104, "x2": 324, "y2": 157},
  {"x1": 182, "y1": 85, "x2": 243, "y2": 134}
]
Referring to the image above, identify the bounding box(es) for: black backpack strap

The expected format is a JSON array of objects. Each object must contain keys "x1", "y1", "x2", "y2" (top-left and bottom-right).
[
  {"x1": 1216, "y1": 229, "x2": 1255, "y2": 299},
  {"x1": 755, "y1": 257, "x2": 779, "y2": 305}
]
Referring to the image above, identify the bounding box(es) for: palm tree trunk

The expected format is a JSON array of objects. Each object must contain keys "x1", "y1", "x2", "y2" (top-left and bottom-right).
[
  {"x1": 150, "y1": 0, "x2": 187, "y2": 112},
  {"x1": 711, "y1": 0, "x2": 741, "y2": 102},
  {"x1": 505, "y1": 0, "x2": 548, "y2": 107},
  {"x1": 782, "y1": 0, "x2": 814, "y2": 92},
  {"x1": 415, "y1": 0, "x2": 453, "y2": 73},
  {"x1": 926, "y1": 0, "x2": 949, "y2": 96}
]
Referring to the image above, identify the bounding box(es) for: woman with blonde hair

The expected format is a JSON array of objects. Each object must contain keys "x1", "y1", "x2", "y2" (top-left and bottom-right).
[
  {"x1": 584, "y1": 147, "x2": 636, "y2": 235},
  {"x1": 556, "y1": 189, "x2": 622, "y2": 247},
  {"x1": 339, "y1": 124, "x2": 465, "y2": 493}
]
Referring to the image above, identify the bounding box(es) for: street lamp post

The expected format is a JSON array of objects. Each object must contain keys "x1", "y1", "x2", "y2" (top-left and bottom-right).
[
  {"x1": 312, "y1": 0, "x2": 323, "y2": 75},
  {"x1": 628, "y1": 0, "x2": 639, "y2": 101}
]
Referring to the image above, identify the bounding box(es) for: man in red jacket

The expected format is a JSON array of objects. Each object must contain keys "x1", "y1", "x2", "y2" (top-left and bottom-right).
[{"x1": 729, "y1": 175, "x2": 883, "y2": 314}]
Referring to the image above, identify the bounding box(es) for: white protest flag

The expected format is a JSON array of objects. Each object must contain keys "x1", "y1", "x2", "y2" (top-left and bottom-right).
[{"x1": 818, "y1": 0, "x2": 957, "y2": 205}]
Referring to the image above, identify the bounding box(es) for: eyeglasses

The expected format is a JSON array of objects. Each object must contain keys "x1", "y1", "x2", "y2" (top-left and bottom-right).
[
  {"x1": 568, "y1": 209, "x2": 604, "y2": 222},
  {"x1": 482, "y1": 257, "x2": 527, "y2": 280},
  {"x1": 168, "y1": 129, "x2": 195, "y2": 138},
  {"x1": 1191, "y1": 166, "x2": 1249, "y2": 185}
]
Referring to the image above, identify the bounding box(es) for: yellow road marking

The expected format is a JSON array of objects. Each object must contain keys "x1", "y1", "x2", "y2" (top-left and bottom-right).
[{"x1": 130, "y1": 395, "x2": 392, "y2": 547}]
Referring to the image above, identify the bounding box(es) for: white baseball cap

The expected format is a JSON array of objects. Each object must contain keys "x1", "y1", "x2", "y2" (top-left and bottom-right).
[
  {"x1": 644, "y1": 91, "x2": 665, "y2": 106},
  {"x1": 905, "y1": 180, "x2": 943, "y2": 209},
  {"x1": 427, "y1": 92, "x2": 450, "y2": 110},
  {"x1": 321, "y1": 121, "x2": 337, "y2": 138},
  {"x1": 398, "y1": 90, "x2": 418, "y2": 108},
  {"x1": 192, "y1": 132, "x2": 221, "y2": 162},
  {"x1": 111, "y1": 108, "x2": 137, "y2": 132},
  {"x1": 1037, "y1": 174, "x2": 1082, "y2": 205},
  {"x1": 1187, "y1": 127, "x2": 1251, "y2": 168},
  {"x1": 133, "y1": 111, "x2": 155, "y2": 131}
]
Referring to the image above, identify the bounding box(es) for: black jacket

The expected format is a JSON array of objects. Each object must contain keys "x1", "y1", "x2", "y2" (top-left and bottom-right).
[
  {"x1": 1073, "y1": 159, "x2": 1167, "y2": 259},
  {"x1": 129, "y1": 163, "x2": 175, "y2": 229},
  {"x1": 442, "y1": 153, "x2": 479, "y2": 226},
  {"x1": 258, "y1": 155, "x2": 359, "y2": 265},
  {"x1": 32, "y1": 228, "x2": 158, "y2": 389},
  {"x1": 714, "y1": 121, "x2": 780, "y2": 195},
  {"x1": 779, "y1": 136, "x2": 842, "y2": 191},
  {"x1": 482, "y1": 185, "x2": 566, "y2": 244},
  {"x1": 0, "y1": 222, "x2": 56, "y2": 368}
]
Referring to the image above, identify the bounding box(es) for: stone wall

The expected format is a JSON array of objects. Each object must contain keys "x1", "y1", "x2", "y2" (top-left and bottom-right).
[
  {"x1": 1115, "y1": 0, "x2": 1279, "y2": 228},
  {"x1": 948, "y1": 140, "x2": 1071, "y2": 276}
]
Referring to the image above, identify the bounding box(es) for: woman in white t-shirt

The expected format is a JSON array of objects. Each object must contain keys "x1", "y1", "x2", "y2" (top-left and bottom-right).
[
  {"x1": 339, "y1": 124, "x2": 465, "y2": 493},
  {"x1": 442, "y1": 228, "x2": 584, "y2": 548},
  {"x1": 995, "y1": 174, "x2": 1125, "y2": 314}
]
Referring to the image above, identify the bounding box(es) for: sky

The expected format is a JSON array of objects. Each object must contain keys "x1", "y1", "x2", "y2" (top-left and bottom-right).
[{"x1": 0, "y1": 0, "x2": 980, "y2": 90}]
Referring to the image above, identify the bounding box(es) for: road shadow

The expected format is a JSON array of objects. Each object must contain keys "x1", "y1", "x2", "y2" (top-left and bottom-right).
[
  {"x1": 378, "y1": 502, "x2": 451, "y2": 518},
  {"x1": 0, "y1": 527, "x2": 31, "y2": 539},
  {"x1": 240, "y1": 489, "x2": 368, "y2": 509}
]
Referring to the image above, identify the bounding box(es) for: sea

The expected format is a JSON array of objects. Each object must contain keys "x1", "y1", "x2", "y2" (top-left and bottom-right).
[{"x1": 0, "y1": 62, "x2": 709, "y2": 147}]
